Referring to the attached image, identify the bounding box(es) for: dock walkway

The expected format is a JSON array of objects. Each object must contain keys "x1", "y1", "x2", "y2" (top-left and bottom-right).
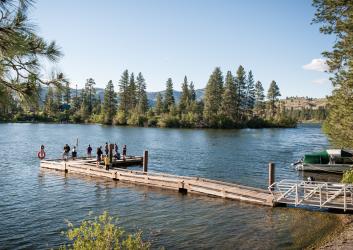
[{"x1": 40, "y1": 159, "x2": 274, "y2": 206}]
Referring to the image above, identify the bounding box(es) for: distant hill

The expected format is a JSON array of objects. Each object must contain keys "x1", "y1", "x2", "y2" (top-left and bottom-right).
[{"x1": 282, "y1": 97, "x2": 327, "y2": 110}]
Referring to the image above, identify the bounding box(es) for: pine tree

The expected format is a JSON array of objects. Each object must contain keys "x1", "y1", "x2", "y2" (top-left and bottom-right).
[
  {"x1": 155, "y1": 93, "x2": 163, "y2": 115},
  {"x1": 128, "y1": 72, "x2": 137, "y2": 111},
  {"x1": 118, "y1": 70, "x2": 129, "y2": 113},
  {"x1": 235, "y1": 65, "x2": 247, "y2": 120},
  {"x1": 246, "y1": 70, "x2": 255, "y2": 117},
  {"x1": 313, "y1": 0, "x2": 353, "y2": 147},
  {"x1": 86, "y1": 78, "x2": 96, "y2": 114},
  {"x1": 44, "y1": 86, "x2": 55, "y2": 115},
  {"x1": 164, "y1": 78, "x2": 175, "y2": 112},
  {"x1": 54, "y1": 87, "x2": 62, "y2": 112},
  {"x1": 179, "y1": 76, "x2": 190, "y2": 113},
  {"x1": 267, "y1": 80, "x2": 281, "y2": 118},
  {"x1": 136, "y1": 72, "x2": 148, "y2": 114},
  {"x1": 102, "y1": 80, "x2": 117, "y2": 124},
  {"x1": 254, "y1": 81, "x2": 265, "y2": 117},
  {"x1": 64, "y1": 82, "x2": 71, "y2": 104},
  {"x1": 189, "y1": 81, "x2": 196, "y2": 102},
  {"x1": 220, "y1": 71, "x2": 237, "y2": 122},
  {"x1": 203, "y1": 67, "x2": 223, "y2": 126}
]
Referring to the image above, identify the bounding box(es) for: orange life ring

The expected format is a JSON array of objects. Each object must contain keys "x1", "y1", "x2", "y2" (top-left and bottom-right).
[{"x1": 37, "y1": 150, "x2": 46, "y2": 160}]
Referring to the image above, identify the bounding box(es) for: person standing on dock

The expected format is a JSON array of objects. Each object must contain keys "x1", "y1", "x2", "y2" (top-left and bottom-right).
[
  {"x1": 63, "y1": 144, "x2": 70, "y2": 161},
  {"x1": 114, "y1": 143, "x2": 120, "y2": 160},
  {"x1": 96, "y1": 146, "x2": 103, "y2": 167},
  {"x1": 105, "y1": 142, "x2": 109, "y2": 156},
  {"x1": 87, "y1": 144, "x2": 92, "y2": 158},
  {"x1": 122, "y1": 145, "x2": 127, "y2": 160},
  {"x1": 72, "y1": 146, "x2": 77, "y2": 160}
]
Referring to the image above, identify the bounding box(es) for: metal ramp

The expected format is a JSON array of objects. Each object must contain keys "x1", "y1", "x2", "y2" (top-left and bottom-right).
[{"x1": 269, "y1": 179, "x2": 353, "y2": 211}]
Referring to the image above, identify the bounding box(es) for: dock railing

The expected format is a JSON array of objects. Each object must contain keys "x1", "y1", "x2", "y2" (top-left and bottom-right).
[{"x1": 269, "y1": 179, "x2": 353, "y2": 211}]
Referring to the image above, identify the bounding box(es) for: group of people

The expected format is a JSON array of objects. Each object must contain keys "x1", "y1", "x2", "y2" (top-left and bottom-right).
[
  {"x1": 62, "y1": 142, "x2": 127, "y2": 168},
  {"x1": 94, "y1": 143, "x2": 127, "y2": 167},
  {"x1": 62, "y1": 144, "x2": 77, "y2": 160}
]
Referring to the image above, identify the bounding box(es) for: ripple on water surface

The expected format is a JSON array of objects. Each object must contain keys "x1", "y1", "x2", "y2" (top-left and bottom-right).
[{"x1": 0, "y1": 123, "x2": 340, "y2": 249}]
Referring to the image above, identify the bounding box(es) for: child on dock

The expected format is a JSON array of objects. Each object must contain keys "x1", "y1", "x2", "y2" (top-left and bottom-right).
[{"x1": 72, "y1": 146, "x2": 77, "y2": 160}]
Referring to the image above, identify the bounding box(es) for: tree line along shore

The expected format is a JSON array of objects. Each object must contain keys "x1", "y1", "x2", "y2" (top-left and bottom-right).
[{"x1": 0, "y1": 67, "x2": 328, "y2": 129}]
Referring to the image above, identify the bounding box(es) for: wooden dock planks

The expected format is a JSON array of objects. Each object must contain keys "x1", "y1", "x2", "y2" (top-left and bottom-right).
[{"x1": 40, "y1": 159, "x2": 274, "y2": 207}]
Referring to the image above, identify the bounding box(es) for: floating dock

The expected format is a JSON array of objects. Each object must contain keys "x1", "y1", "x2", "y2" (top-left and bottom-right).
[{"x1": 40, "y1": 156, "x2": 274, "y2": 207}]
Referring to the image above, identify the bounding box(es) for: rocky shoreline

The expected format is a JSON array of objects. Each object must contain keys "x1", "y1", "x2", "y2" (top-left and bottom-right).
[{"x1": 309, "y1": 215, "x2": 353, "y2": 249}]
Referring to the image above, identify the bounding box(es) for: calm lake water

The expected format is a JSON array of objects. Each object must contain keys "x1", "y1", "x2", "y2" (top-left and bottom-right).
[{"x1": 0, "y1": 123, "x2": 341, "y2": 249}]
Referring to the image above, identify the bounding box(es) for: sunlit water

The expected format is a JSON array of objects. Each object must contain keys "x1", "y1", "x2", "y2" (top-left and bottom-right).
[{"x1": 0, "y1": 123, "x2": 341, "y2": 249}]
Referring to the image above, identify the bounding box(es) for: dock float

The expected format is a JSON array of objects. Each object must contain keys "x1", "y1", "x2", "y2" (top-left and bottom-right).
[{"x1": 40, "y1": 156, "x2": 274, "y2": 207}]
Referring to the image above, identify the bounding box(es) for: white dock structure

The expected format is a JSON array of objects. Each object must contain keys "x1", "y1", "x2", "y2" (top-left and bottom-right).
[{"x1": 269, "y1": 179, "x2": 353, "y2": 211}]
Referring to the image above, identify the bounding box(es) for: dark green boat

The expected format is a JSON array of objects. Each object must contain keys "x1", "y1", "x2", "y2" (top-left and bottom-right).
[{"x1": 295, "y1": 149, "x2": 353, "y2": 173}]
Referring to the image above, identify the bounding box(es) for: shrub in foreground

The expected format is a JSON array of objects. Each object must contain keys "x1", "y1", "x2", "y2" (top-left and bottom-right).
[{"x1": 59, "y1": 211, "x2": 150, "y2": 250}]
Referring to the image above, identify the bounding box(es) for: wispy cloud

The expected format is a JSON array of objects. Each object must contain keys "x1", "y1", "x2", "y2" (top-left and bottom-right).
[
  {"x1": 302, "y1": 58, "x2": 329, "y2": 72},
  {"x1": 312, "y1": 78, "x2": 330, "y2": 85}
]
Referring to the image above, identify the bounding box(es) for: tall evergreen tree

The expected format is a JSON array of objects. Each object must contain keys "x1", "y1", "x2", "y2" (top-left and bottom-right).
[
  {"x1": 203, "y1": 67, "x2": 224, "y2": 126},
  {"x1": 179, "y1": 76, "x2": 190, "y2": 113},
  {"x1": 102, "y1": 80, "x2": 117, "y2": 124},
  {"x1": 128, "y1": 72, "x2": 137, "y2": 111},
  {"x1": 313, "y1": 0, "x2": 353, "y2": 147},
  {"x1": 86, "y1": 78, "x2": 96, "y2": 113},
  {"x1": 54, "y1": 86, "x2": 62, "y2": 112},
  {"x1": 254, "y1": 81, "x2": 265, "y2": 117},
  {"x1": 44, "y1": 86, "x2": 55, "y2": 115},
  {"x1": 155, "y1": 93, "x2": 163, "y2": 115},
  {"x1": 267, "y1": 80, "x2": 281, "y2": 117},
  {"x1": 136, "y1": 72, "x2": 148, "y2": 114},
  {"x1": 64, "y1": 82, "x2": 71, "y2": 104},
  {"x1": 118, "y1": 70, "x2": 129, "y2": 113},
  {"x1": 164, "y1": 78, "x2": 175, "y2": 112},
  {"x1": 189, "y1": 81, "x2": 196, "y2": 102},
  {"x1": 246, "y1": 70, "x2": 256, "y2": 117},
  {"x1": 220, "y1": 71, "x2": 237, "y2": 122},
  {"x1": 235, "y1": 65, "x2": 247, "y2": 120}
]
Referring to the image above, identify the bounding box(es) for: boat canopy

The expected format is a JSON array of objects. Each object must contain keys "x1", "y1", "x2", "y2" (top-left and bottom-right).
[{"x1": 303, "y1": 151, "x2": 330, "y2": 164}]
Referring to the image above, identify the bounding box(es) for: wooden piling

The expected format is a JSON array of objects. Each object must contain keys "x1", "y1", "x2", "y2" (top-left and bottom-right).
[
  {"x1": 143, "y1": 150, "x2": 148, "y2": 172},
  {"x1": 109, "y1": 144, "x2": 114, "y2": 163},
  {"x1": 269, "y1": 162, "x2": 275, "y2": 187}
]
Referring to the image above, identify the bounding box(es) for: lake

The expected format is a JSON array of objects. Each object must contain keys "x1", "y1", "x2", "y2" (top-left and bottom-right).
[{"x1": 0, "y1": 123, "x2": 340, "y2": 249}]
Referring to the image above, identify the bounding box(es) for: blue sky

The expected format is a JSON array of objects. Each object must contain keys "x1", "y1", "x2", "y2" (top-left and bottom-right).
[{"x1": 32, "y1": 0, "x2": 334, "y2": 97}]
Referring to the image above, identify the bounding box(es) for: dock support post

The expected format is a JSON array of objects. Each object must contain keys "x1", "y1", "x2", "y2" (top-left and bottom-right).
[
  {"x1": 269, "y1": 162, "x2": 275, "y2": 188},
  {"x1": 109, "y1": 144, "x2": 114, "y2": 163},
  {"x1": 143, "y1": 150, "x2": 148, "y2": 172}
]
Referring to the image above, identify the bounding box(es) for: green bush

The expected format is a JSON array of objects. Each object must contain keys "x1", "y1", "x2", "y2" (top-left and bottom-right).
[
  {"x1": 342, "y1": 170, "x2": 353, "y2": 183},
  {"x1": 60, "y1": 211, "x2": 150, "y2": 250},
  {"x1": 113, "y1": 111, "x2": 127, "y2": 125},
  {"x1": 127, "y1": 112, "x2": 147, "y2": 126},
  {"x1": 157, "y1": 114, "x2": 180, "y2": 128}
]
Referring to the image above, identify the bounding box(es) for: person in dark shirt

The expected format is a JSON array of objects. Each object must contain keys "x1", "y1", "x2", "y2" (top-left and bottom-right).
[
  {"x1": 87, "y1": 144, "x2": 92, "y2": 158},
  {"x1": 72, "y1": 146, "x2": 77, "y2": 160},
  {"x1": 96, "y1": 146, "x2": 103, "y2": 167},
  {"x1": 105, "y1": 142, "x2": 109, "y2": 156},
  {"x1": 63, "y1": 144, "x2": 70, "y2": 160}
]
